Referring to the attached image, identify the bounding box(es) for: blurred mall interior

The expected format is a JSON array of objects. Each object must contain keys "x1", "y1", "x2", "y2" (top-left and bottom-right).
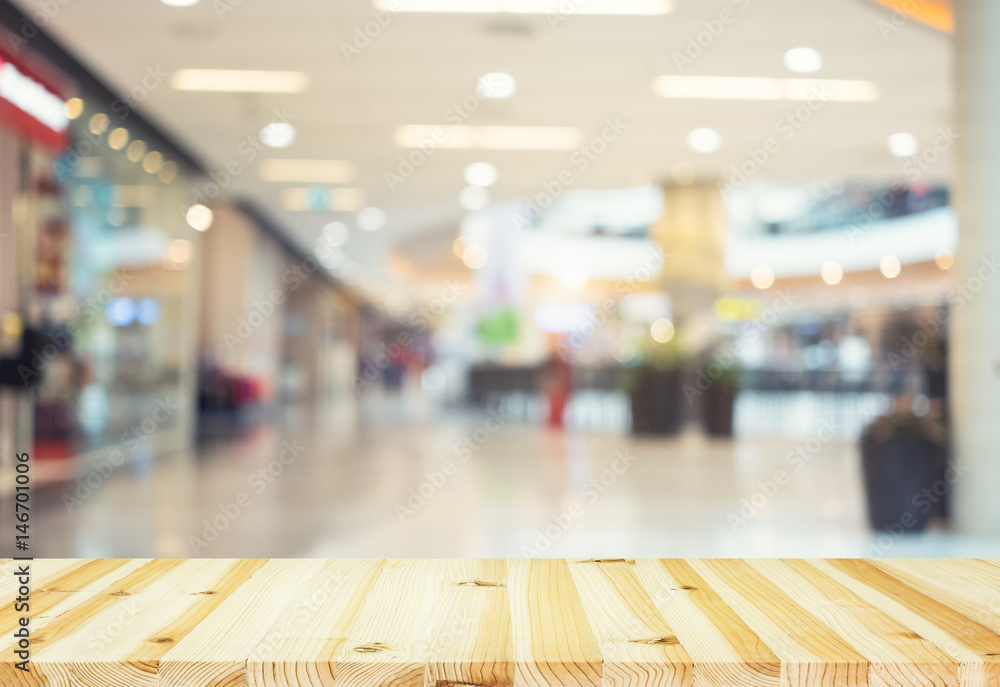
[{"x1": 0, "y1": 0, "x2": 998, "y2": 558}]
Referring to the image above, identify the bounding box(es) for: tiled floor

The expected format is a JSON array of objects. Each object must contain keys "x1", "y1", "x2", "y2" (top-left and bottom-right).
[{"x1": 11, "y1": 391, "x2": 1000, "y2": 559}]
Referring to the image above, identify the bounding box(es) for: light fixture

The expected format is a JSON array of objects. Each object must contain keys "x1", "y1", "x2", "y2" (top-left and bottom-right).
[
  {"x1": 186, "y1": 204, "x2": 213, "y2": 232},
  {"x1": 126, "y1": 140, "x2": 146, "y2": 163},
  {"x1": 464, "y1": 162, "x2": 498, "y2": 187},
  {"x1": 652, "y1": 76, "x2": 879, "y2": 102},
  {"x1": 65, "y1": 97, "x2": 84, "y2": 119},
  {"x1": 170, "y1": 69, "x2": 309, "y2": 93},
  {"x1": 357, "y1": 207, "x2": 387, "y2": 231},
  {"x1": 821, "y1": 261, "x2": 843, "y2": 285},
  {"x1": 783, "y1": 47, "x2": 823, "y2": 74},
  {"x1": 108, "y1": 127, "x2": 129, "y2": 150},
  {"x1": 158, "y1": 161, "x2": 179, "y2": 184},
  {"x1": 280, "y1": 187, "x2": 366, "y2": 212},
  {"x1": 750, "y1": 265, "x2": 775, "y2": 289},
  {"x1": 161, "y1": 0, "x2": 200, "y2": 5},
  {"x1": 372, "y1": 0, "x2": 673, "y2": 14},
  {"x1": 142, "y1": 151, "x2": 164, "y2": 174},
  {"x1": 888, "y1": 132, "x2": 919, "y2": 157},
  {"x1": 322, "y1": 222, "x2": 349, "y2": 246},
  {"x1": 462, "y1": 244, "x2": 488, "y2": 270},
  {"x1": 260, "y1": 122, "x2": 297, "y2": 149},
  {"x1": 88, "y1": 113, "x2": 109, "y2": 135},
  {"x1": 880, "y1": 255, "x2": 901, "y2": 279},
  {"x1": 935, "y1": 249, "x2": 953, "y2": 270},
  {"x1": 394, "y1": 125, "x2": 583, "y2": 150},
  {"x1": 687, "y1": 128, "x2": 721, "y2": 154},
  {"x1": 258, "y1": 159, "x2": 356, "y2": 183},
  {"x1": 460, "y1": 186, "x2": 490, "y2": 210},
  {"x1": 650, "y1": 318, "x2": 675, "y2": 343},
  {"x1": 105, "y1": 298, "x2": 136, "y2": 327},
  {"x1": 136, "y1": 299, "x2": 160, "y2": 326},
  {"x1": 559, "y1": 267, "x2": 588, "y2": 289},
  {"x1": 477, "y1": 72, "x2": 517, "y2": 99},
  {"x1": 164, "y1": 238, "x2": 193, "y2": 264},
  {"x1": 452, "y1": 236, "x2": 467, "y2": 258}
]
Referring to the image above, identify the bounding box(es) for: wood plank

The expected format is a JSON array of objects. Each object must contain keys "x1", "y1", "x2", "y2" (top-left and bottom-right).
[
  {"x1": 869, "y1": 559, "x2": 1000, "y2": 635},
  {"x1": 633, "y1": 559, "x2": 781, "y2": 687},
  {"x1": 747, "y1": 559, "x2": 959, "y2": 687},
  {"x1": 0, "y1": 559, "x2": 995, "y2": 686},
  {"x1": 506, "y1": 558, "x2": 603, "y2": 687},
  {"x1": 811, "y1": 559, "x2": 1000, "y2": 687},
  {"x1": 689, "y1": 559, "x2": 870, "y2": 686},
  {"x1": 159, "y1": 559, "x2": 327, "y2": 687},
  {"x1": 15, "y1": 559, "x2": 265, "y2": 687},
  {"x1": 333, "y1": 558, "x2": 444, "y2": 687},
  {"x1": 246, "y1": 559, "x2": 385, "y2": 687},
  {"x1": 425, "y1": 559, "x2": 513, "y2": 687},
  {"x1": 567, "y1": 559, "x2": 692, "y2": 687}
]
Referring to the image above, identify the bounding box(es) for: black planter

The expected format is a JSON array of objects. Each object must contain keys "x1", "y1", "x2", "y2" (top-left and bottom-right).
[
  {"x1": 703, "y1": 384, "x2": 735, "y2": 437},
  {"x1": 629, "y1": 367, "x2": 683, "y2": 436},
  {"x1": 860, "y1": 433, "x2": 947, "y2": 532}
]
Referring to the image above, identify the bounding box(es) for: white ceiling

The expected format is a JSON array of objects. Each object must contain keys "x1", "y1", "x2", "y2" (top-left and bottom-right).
[{"x1": 17, "y1": 0, "x2": 951, "y2": 288}]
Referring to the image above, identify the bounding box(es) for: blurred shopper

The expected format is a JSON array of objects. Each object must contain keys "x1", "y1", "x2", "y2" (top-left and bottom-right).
[{"x1": 540, "y1": 338, "x2": 572, "y2": 429}]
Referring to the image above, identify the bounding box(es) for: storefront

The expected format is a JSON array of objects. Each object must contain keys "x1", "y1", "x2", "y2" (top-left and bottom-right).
[{"x1": 0, "y1": 25, "x2": 204, "y2": 480}]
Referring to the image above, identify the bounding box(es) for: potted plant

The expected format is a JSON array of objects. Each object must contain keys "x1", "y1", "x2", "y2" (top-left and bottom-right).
[
  {"x1": 860, "y1": 401, "x2": 948, "y2": 532},
  {"x1": 625, "y1": 332, "x2": 685, "y2": 436},
  {"x1": 702, "y1": 363, "x2": 739, "y2": 437}
]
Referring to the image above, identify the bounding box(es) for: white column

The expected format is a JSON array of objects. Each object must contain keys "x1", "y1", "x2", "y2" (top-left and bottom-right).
[{"x1": 952, "y1": 0, "x2": 1000, "y2": 535}]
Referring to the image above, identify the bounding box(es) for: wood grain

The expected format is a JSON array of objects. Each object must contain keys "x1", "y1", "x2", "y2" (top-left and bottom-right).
[{"x1": 0, "y1": 559, "x2": 997, "y2": 686}]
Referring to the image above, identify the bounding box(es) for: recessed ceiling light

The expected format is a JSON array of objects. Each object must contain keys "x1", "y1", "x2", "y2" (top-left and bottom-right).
[
  {"x1": 465, "y1": 162, "x2": 498, "y2": 187},
  {"x1": 650, "y1": 318, "x2": 675, "y2": 343},
  {"x1": 821, "y1": 261, "x2": 843, "y2": 285},
  {"x1": 171, "y1": 69, "x2": 309, "y2": 93},
  {"x1": 260, "y1": 122, "x2": 297, "y2": 149},
  {"x1": 323, "y1": 222, "x2": 349, "y2": 246},
  {"x1": 126, "y1": 140, "x2": 146, "y2": 163},
  {"x1": 477, "y1": 72, "x2": 517, "y2": 99},
  {"x1": 560, "y1": 267, "x2": 588, "y2": 289},
  {"x1": 783, "y1": 47, "x2": 823, "y2": 74},
  {"x1": 357, "y1": 207, "x2": 387, "y2": 231},
  {"x1": 888, "y1": 132, "x2": 919, "y2": 157},
  {"x1": 162, "y1": 0, "x2": 200, "y2": 5},
  {"x1": 395, "y1": 125, "x2": 583, "y2": 150},
  {"x1": 652, "y1": 76, "x2": 878, "y2": 102},
  {"x1": 750, "y1": 265, "x2": 774, "y2": 289},
  {"x1": 686, "y1": 128, "x2": 721, "y2": 154},
  {"x1": 65, "y1": 97, "x2": 84, "y2": 119},
  {"x1": 935, "y1": 249, "x2": 953, "y2": 270},
  {"x1": 880, "y1": 255, "x2": 901, "y2": 279},
  {"x1": 460, "y1": 186, "x2": 490, "y2": 210},
  {"x1": 258, "y1": 159, "x2": 356, "y2": 183},
  {"x1": 462, "y1": 244, "x2": 488, "y2": 270},
  {"x1": 108, "y1": 127, "x2": 129, "y2": 150},
  {"x1": 373, "y1": 0, "x2": 673, "y2": 14},
  {"x1": 186, "y1": 204, "x2": 213, "y2": 231}
]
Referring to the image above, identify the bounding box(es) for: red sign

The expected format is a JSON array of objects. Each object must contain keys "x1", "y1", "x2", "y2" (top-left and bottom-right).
[{"x1": 0, "y1": 39, "x2": 68, "y2": 149}]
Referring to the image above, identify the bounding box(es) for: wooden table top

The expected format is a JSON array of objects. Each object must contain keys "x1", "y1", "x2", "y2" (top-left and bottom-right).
[{"x1": 1, "y1": 558, "x2": 998, "y2": 686}]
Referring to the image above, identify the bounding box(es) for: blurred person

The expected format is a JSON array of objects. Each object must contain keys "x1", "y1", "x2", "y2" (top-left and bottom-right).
[{"x1": 540, "y1": 335, "x2": 572, "y2": 429}]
